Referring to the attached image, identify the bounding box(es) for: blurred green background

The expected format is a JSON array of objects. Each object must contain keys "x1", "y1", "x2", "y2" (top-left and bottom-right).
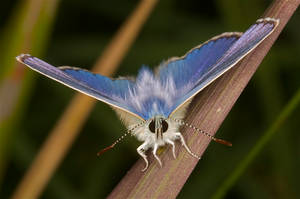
[{"x1": 1, "y1": 0, "x2": 300, "y2": 198}]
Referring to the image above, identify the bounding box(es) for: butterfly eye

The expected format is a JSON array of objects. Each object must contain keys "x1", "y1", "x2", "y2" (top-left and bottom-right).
[
  {"x1": 149, "y1": 120, "x2": 155, "y2": 133},
  {"x1": 162, "y1": 120, "x2": 168, "y2": 132}
]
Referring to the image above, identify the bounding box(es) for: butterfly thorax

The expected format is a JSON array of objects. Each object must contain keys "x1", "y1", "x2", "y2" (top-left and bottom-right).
[{"x1": 122, "y1": 67, "x2": 190, "y2": 120}]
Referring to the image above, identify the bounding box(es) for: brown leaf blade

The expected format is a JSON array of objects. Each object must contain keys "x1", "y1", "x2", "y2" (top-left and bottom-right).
[{"x1": 107, "y1": 0, "x2": 300, "y2": 198}]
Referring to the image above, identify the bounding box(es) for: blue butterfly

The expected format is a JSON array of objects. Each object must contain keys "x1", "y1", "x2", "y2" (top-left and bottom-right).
[{"x1": 17, "y1": 18, "x2": 279, "y2": 171}]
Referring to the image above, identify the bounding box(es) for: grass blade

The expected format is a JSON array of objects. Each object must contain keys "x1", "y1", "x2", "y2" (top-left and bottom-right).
[
  {"x1": 107, "y1": 0, "x2": 300, "y2": 198},
  {"x1": 0, "y1": 0, "x2": 59, "y2": 186}
]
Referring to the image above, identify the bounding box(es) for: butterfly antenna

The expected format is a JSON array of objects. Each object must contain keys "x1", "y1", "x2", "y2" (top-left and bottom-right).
[
  {"x1": 97, "y1": 120, "x2": 146, "y2": 156},
  {"x1": 173, "y1": 118, "x2": 232, "y2": 147}
]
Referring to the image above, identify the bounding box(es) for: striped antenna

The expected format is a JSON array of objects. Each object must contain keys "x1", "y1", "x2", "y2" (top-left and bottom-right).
[
  {"x1": 97, "y1": 120, "x2": 146, "y2": 156},
  {"x1": 172, "y1": 118, "x2": 232, "y2": 147}
]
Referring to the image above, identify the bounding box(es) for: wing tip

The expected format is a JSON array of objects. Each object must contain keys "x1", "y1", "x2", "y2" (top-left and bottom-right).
[
  {"x1": 16, "y1": 54, "x2": 33, "y2": 63},
  {"x1": 256, "y1": 17, "x2": 280, "y2": 26}
]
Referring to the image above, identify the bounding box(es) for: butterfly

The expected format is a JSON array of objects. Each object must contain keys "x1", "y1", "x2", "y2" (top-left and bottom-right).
[{"x1": 16, "y1": 18, "x2": 279, "y2": 171}]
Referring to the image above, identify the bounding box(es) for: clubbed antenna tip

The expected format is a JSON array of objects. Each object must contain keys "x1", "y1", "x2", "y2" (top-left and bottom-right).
[
  {"x1": 213, "y1": 138, "x2": 232, "y2": 147},
  {"x1": 97, "y1": 143, "x2": 116, "y2": 156}
]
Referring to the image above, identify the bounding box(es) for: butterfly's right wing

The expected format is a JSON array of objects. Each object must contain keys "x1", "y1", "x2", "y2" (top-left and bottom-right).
[
  {"x1": 157, "y1": 32, "x2": 242, "y2": 117},
  {"x1": 158, "y1": 33, "x2": 242, "y2": 90},
  {"x1": 16, "y1": 54, "x2": 144, "y2": 121},
  {"x1": 159, "y1": 18, "x2": 279, "y2": 117}
]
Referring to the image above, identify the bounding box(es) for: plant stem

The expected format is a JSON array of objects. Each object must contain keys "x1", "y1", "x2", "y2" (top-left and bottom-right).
[{"x1": 107, "y1": 0, "x2": 300, "y2": 198}]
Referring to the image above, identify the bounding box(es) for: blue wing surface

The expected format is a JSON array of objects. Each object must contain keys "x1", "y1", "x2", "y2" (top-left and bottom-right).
[
  {"x1": 60, "y1": 67, "x2": 134, "y2": 100},
  {"x1": 158, "y1": 33, "x2": 241, "y2": 89},
  {"x1": 16, "y1": 54, "x2": 144, "y2": 120},
  {"x1": 17, "y1": 18, "x2": 279, "y2": 121},
  {"x1": 166, "y1": 18, "x2": 279, "y2": 116}
]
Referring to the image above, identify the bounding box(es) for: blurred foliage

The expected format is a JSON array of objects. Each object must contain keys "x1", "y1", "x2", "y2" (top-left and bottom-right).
[
  {"x1": 0, "y1": 0, "x2": 299, "y2": 198},
  {"x1": 212, "y1": 87, "x2": 300, "y2": 199},
  {"x1": 0, "y1": 0, "x2": 59, "y2": 191}
]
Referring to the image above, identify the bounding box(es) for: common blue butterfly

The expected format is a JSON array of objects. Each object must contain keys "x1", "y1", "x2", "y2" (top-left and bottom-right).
[{"x1": 16, "y1": 18, "x2": 279, "y2": 171}]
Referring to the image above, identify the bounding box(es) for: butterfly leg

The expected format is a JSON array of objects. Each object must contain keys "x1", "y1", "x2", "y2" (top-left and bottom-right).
[
  {"x1": 137, "y1": 142, "x2": 150, "y2": 171},
  {"x1": 153, "y1": 144, "x2": 162, "y2": 167},
  {"x1": 166, "y1": 139, "x2": 176, "y2": 159},
  {"x1": 175, "y1": 132, "x2": 200, "y2": 159}
]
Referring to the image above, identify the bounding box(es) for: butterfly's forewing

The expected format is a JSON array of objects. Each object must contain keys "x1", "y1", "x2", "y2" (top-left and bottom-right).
[
  {"x1": 158, "y1": 32, "x2": 241, "y2": 89},
  {"x1": 17, "y1": 55, "x2": 144, "y2": 120},
  {"x1": 60, "y1": 67, "x2": 134, "y2": 100},
  {"x1": 167, "y1": 18, "x2": 279, "y2": 116}
]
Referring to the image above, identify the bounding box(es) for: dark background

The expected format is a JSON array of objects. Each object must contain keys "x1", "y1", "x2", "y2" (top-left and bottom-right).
[{"x1": 1, "y1": 0, "x2": 300, "y2": 198}]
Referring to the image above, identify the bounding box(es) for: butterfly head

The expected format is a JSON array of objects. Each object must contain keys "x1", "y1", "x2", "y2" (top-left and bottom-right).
[{"x1": 148, "y1": 115, "x2": 169, "y2": 142}]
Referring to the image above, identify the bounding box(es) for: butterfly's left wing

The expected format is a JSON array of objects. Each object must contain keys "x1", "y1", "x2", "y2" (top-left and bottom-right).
[
  {"x1": 16, "y1": 54, "x2": 144, "y2": 121},
  {"x1": 161, "y1": 18, "x2": 279, "y2": 116}
]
